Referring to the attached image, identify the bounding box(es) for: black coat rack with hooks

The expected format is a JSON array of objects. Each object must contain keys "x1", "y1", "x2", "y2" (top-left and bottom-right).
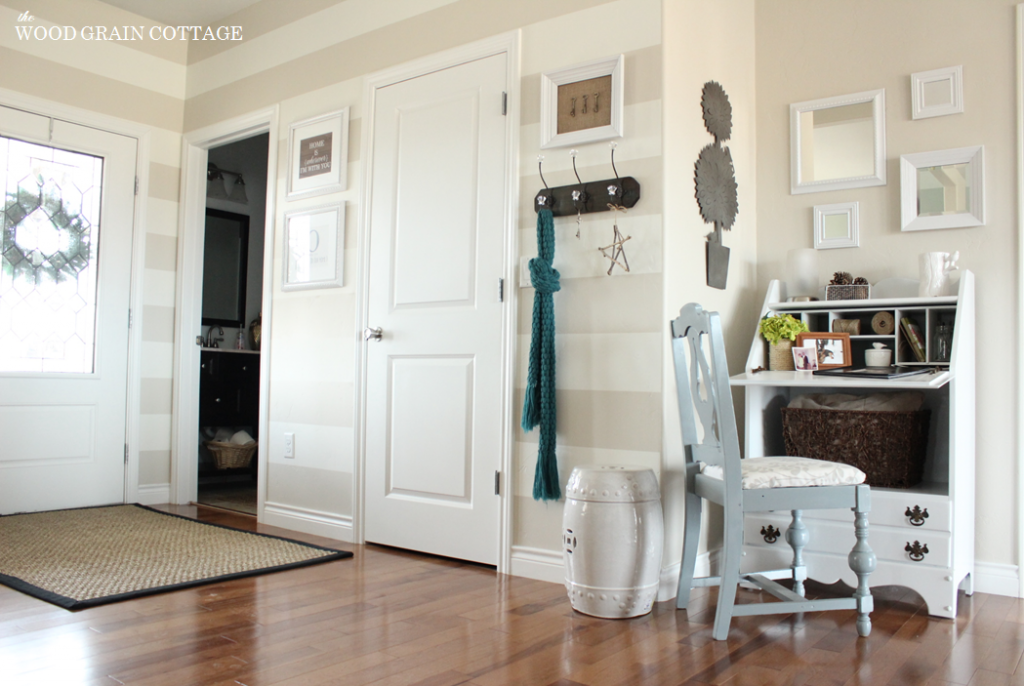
[{"x1": 534, "y1": 145, "x2": 640, "y2": 217}]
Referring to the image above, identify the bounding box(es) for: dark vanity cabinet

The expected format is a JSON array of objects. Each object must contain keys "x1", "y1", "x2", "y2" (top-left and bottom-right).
[{"x1": 199, "y1": 350, "x2": 260, "y2": 431}]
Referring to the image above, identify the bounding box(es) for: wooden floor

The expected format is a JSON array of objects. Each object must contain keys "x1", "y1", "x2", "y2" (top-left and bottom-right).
[{"x1": 1, "y1": 506, "x2": 1020, "y2": 686}]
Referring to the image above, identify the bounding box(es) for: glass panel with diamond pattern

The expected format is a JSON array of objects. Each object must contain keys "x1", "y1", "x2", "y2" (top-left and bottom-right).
[{"x1": 0, "y1": 135, "x2": 104, "y2": 373}]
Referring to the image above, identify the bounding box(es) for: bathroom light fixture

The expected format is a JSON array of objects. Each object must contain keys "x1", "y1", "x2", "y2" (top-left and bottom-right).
[{"x1": 207, "y1": 163, "x2": 248, "y2": 204}]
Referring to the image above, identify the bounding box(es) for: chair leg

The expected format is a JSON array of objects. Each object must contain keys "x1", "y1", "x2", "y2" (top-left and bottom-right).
[
  {"x1": 785, "y1": 509, "x2": 808, "y2": 597},
  {"x1": 849, "y1": 485, "x2": 876, "y2": 637},
  {"x1": 712, "y1": 506, "x2": 744, "y2": 640},
  {"x1": 676, "y1": 487, "x2": 703, "y2": 610}
]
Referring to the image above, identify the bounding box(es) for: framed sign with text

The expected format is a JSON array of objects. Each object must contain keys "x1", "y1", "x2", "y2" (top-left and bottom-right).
[
  {"x1": 282, "y1": 203, "x2": 345, "y2": 291},
  {"x1": 286, "y1": 108, "x2": 349, "y2": 200}
]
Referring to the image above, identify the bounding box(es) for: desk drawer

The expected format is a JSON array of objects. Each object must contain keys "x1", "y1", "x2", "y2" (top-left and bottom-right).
[
  {"x1": 749, "y1": 491, "x2": 951, "y2": 533},
  {"x1": 745, "y1": 514, "x2": 950, "y2": 568}
]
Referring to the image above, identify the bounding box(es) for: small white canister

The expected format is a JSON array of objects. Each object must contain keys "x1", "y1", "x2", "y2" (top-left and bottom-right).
[
  {"x1": 864, "y1": 342, "x2": 892, "y2": 368},
  {"x1": 563, "y1": 466, "x2": 664, "y2": 618}
]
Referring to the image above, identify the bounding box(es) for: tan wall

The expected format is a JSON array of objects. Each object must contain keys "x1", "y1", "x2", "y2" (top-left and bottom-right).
[
  {"x1": 662, "y1": 0, "x2": 758, "y2": 581},
  {"x1": 755, "y1": 0, "x2": 1018, "y2": 567},
  {"x1": 182, "y1": 0, "x2": 662, "y2": 554},
  {"x1": 0, "y1": 0, "x2": 185, "y2": 490}
]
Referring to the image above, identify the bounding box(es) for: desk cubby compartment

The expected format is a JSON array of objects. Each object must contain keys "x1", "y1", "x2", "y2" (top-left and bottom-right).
[
  {"x1": 897, "y1": 309, "x2": 928, "y2": 365},
  {"x1": 927, "y1": 308, "x2": 956, "y2": 365}
]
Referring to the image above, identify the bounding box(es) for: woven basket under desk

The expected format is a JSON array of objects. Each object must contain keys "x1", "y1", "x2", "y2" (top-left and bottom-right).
[{"x1": 780, "y1": 408, "x2": 930, "y2": 488}]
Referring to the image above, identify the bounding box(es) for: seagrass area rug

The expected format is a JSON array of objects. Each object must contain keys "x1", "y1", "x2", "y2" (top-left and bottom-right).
[{"x1": 0, "y1": 504, "x2": 352, "y2": 610}]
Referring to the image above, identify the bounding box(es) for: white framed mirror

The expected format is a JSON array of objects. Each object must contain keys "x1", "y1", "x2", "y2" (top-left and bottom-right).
[
  {"x1": 900, "y1": 145, "x2": 984, "y2": 231},
  {"x1": 790, "y1": 89, "x2": 886, "y2": 195},
  {"x1": 813, "y1": 201, "x2": 859, "y2": 249}
]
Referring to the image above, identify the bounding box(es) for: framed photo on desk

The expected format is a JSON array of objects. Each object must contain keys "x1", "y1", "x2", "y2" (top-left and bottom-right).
[{"x1": 795, "y1": 332, "x2": 851, "y2": 369}]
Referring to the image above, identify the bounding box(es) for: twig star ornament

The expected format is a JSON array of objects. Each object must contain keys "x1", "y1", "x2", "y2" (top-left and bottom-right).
[
  {"x1": 694, "y1": 80, "x2": 738, "y2": 290},
  {"x1": 598, "y1": 204, "x2": 631, "y2": 275}
]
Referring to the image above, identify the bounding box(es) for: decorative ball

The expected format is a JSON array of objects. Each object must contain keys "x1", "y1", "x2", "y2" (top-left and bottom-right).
[
  {"x1": 701, "y1": 81, "x2": 732, "y2": 142},
  {"x1": 694, "y1": 143, "x2": 738, "y2": 229}
]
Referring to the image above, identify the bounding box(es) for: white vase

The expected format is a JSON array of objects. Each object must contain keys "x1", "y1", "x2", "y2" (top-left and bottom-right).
[
  {"x1": 919, "y1": 251, "x2": 959, "y2": 297},
  {"x1": 563, "y1": 466, "x2": 663, "y2": 619}
]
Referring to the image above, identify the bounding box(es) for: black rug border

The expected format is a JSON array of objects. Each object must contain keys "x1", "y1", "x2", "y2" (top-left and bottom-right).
[{"x1": 0, "y1": 503, "x2": 353, "y2": 611}]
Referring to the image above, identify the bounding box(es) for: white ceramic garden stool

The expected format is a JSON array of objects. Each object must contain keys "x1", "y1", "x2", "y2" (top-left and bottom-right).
[{"x1": 563, "y1": 465, "x2": 664, "y2": 618}]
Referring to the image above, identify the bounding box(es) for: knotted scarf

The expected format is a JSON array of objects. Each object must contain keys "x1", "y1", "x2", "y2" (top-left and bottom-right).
[{"x1": 522, "y1": 209, "x2": 560, "y2": 501}]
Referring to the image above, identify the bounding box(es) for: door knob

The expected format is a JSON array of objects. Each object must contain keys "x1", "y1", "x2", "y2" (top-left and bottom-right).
[{"x1": 363, "y1": 326, "x2": 383, "y2": 342}]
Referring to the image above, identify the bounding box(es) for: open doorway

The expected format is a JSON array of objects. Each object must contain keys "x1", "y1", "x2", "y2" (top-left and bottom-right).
[{"x1": 196, "y1": 133, "x2": 268, "y2": 515}]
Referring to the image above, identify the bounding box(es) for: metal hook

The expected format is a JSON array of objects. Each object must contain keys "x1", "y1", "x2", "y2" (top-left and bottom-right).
[
  {"x1": 570, "y1": 97, "x2": 576, "y2": 117},
  {"x1": 594, "y1": 93, "x2": 600, "y2": 112},
  {"x1": 582, "y1": 95, "x2": 588, "y2": 114},
  {"x1": 607, "y1": 142, "x2": 621, "y2": 198},
  {"x1": 536, "y1": 155, "x2": 552, "y2": 208},
  {"x1": 570, "y1": 149, "x2": 582, "y2": 185}
]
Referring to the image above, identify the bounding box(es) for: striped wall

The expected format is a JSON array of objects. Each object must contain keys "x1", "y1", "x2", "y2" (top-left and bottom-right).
[
  {"x1": 0, "y1": 0, "x2": 186, "y2": 492},
  {"x1": 176, "y1": 0, "x2": 663, "y2": 552}
]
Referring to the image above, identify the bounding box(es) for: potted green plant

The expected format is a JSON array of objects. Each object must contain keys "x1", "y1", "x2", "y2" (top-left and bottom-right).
[{"x1": 759, "y1": 313, "x2": 809, "y2": 371}]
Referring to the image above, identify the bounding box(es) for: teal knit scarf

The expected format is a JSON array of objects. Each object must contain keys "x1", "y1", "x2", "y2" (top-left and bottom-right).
[{"x1": 522, "y1": 209, "x2": 560, "y2": 501}]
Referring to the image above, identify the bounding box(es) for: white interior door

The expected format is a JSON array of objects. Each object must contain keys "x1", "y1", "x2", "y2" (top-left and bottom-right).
[
  {"x1": 0, "y1": 105, "x2": 137, "y2": 514},
  {"x1": 364, "y1": 53, "x2": 509, "y2": 565}
]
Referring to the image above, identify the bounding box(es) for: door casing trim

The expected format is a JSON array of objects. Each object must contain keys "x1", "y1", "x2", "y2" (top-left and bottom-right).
[
  {"x1": 0, "y1": 87, "x2": 151, "y2": 505},
  {"x1": 355, "y1": 31, "x2": 521, "y2": 574},
  {"x1": 172, "y1": 106, "x2": 280, "y2": 515}
]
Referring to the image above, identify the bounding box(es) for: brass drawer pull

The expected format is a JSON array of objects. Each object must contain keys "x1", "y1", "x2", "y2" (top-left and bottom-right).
[
  {"x1": 905, "y1": 540, "x2": 929, "y2": 562},
  {"x1": 760, "y1": 525, "x2": 780, "y2": 544},
  {"x1": 905, "y1": 505, "x2": 929, "y2": 526}
]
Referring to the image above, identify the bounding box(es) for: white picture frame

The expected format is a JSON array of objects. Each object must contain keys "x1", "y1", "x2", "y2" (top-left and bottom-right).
[
  {"x1": 286, "y1": 108, "x2": 348, "y2": 200},
  {"x1": 911, "y1": 66, "x2": 963, "y2": 120},
  {"x1": 813, "y1": 201, "x2": 860, "y2": 250},
  {"x1": 790, "y1": 89, "x2": 886, "y2": 195},
  {"x1": 540, "y1": 54, "x2": 624, "y2": 149},
  {"x1": 900, "y1": 145, "x2": 984, "y2": 232},
  {"x1": 282, "y1": 203, "x2": 345, "y2": 291}
]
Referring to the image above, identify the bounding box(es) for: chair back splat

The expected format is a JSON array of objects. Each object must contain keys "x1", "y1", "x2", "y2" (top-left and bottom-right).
[{"x1": 670, "y1": 302, "x2": 875, "y2": 641}]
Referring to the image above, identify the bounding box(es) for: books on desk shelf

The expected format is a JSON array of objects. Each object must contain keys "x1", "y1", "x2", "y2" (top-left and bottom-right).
[
  {"x1": 812, "y1": 365, "x2": 934, "y2": 379},
  {"x1": 900, "y1": 316, "x2": 926, "y2": 362}
]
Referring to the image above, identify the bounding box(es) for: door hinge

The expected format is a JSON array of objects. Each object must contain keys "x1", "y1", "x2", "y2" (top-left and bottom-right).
[
  {"x1": 502, "y1": 91, "x2": 507, "y2": 116},
  {"x1": 494, "y1": 470, "x2": 501, "y2": 495},
  {"x1": 498, "y1": 277, "x2": 504, "y2": 302},
  {"x1": 124, "y1": 443, "x2": 129, "y2": 464},
  {"x1": 134, "y1": 176, "x2": 139, "y2": 196}
]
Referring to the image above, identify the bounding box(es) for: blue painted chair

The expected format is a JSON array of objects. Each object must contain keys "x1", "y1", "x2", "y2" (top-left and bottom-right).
[{"x1": 670, "y1": 303, "x2": 875, "y2": 640}]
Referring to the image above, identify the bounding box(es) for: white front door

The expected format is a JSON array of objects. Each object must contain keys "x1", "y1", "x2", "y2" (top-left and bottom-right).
[
  {"x1": 0, "y1": 105, "x2": 137, "y2": 514},
  {"x1": 364, "y1": 53, "x2": 509, "y2": 565}
]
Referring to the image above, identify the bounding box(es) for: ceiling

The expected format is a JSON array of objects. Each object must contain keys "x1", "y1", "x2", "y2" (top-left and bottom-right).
[{"x1": 100, "y1": 0, "x2": 263, "y2": 26}]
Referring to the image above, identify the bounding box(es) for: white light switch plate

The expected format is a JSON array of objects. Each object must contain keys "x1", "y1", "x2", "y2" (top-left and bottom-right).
[
  {"x1": 283, "y1": 432, "x2": 294, "y2": 458},
  {"x1": 520, "y1": 257, "x2": 532, "y2": 288}
]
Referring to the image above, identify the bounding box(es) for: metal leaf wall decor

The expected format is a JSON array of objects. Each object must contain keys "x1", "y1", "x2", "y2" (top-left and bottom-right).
[{"x1": 694, "y1": 81, "x2": 738, "y2": 290}]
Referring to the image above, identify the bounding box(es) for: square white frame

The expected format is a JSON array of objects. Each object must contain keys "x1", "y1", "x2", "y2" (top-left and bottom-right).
[
  {"x1": 911, "y1": 66, "x2": 963, "y2": 120},
  {"x1": 540, "y1": 54, "x2": 623, "y2": 149},
  {"x1": 286, "y1": 108, "x2": 348, "y2": 200},
  {"x1": 282, "y1": 203, "x2": 345, "y2": 291},
  {"x1": 813, "y1": 201, "x2": 860, "y2": 249},
  {"x1": 901, "y1": 145, "x2": 984, "y2": 232},
  {"x1": 790, "y1": 89, "x2": 886, "y2": 195}
]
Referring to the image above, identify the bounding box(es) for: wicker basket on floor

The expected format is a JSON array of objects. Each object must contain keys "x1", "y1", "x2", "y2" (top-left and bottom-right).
[
  {"x1": 205, "y1": 440, "x2": 257, "y2": 470},
  {"x1": 781, "y1": 408, "x2": 930, "y2": 488}
]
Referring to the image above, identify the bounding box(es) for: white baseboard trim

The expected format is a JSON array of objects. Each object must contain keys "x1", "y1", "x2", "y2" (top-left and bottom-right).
[
  {"x1": 262, "y1": 501, "x2": 353, "y2": 543},
  {"x1": 658, "y1": 551, "x2": 714, "y2": 602},
  {"x1": 136, "y1": 483, "x2": 171, "y2": 505},
  {"x1": 510, "y1": 545, "x2": 564, "y2": 585},
  {"x1": 974, "y1": 561, "x2": 1020, "y2": 597}
]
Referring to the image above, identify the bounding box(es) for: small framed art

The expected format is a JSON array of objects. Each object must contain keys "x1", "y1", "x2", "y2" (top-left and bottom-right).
[
  {"x1": 287, "y1": 108, "x2": 349, "y2": 200},
  {"x1": 792, "y1": 346, "x2": 819, "y2": 372},
  {"x1": 540, "y1": 55, "x2": 624, "y2": 149},
  {"x1": 282, "y1": 203, "x2": 345, "y2": 291},
  {"x1": 795, "y1": 332, "x2": 852, "y2": 369}
]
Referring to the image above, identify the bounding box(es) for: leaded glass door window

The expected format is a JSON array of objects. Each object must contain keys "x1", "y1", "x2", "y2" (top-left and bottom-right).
[{"x1": 0, "y1": 134, "x2": 103, "y2": 373}]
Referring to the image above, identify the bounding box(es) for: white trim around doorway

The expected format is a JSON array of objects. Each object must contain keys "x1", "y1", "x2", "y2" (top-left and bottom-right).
[
  {"x1": 354, "y1": 31, "x2": 521, "y2": 574},
  {"x1": 172, "y1": 106, "x2": 280, "y2": 519},
  {"x1": 0, "y1": 86, "x2": 152, "y2": 507}
]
